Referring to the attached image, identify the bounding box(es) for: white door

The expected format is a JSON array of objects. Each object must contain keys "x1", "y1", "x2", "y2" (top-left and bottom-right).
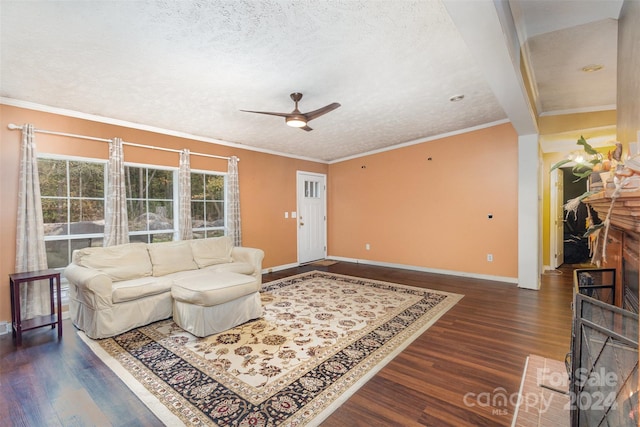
[
  {"x1": 297, "y1": 171, "x2": 326, "y2": 263},
  {"x1": 550, "y1": 168, "x2": 565, "y2": 268}
]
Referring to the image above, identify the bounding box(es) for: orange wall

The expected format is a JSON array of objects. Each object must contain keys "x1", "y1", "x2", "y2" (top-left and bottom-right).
[
  {"x1": 1, "y1": 105, "x2": 519, "y2": 323},
  {"x1": 328, "y1": 123, "x2": 519, "y2": 278},
  {"x1": 0, "y1": 104, "x2": 327, "y2": 322}
]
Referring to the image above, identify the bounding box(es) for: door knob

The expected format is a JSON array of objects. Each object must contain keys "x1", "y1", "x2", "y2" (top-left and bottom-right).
[{"x1": 300, "y1": 222, "x2": 304, "y2": 226}]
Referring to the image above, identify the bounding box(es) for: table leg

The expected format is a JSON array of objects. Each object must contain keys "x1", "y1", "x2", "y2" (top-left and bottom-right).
[
  {"x1": 12, "y1": 280, "x2": 22, "y2": 346},
  {"x1": 49, "y1": 277, "x2": 55, "y2": 329},
  {"x1": 56, "y1": 275, "x2": 62, "y2": 339},
  {"x1": 10, "y1": 280, "x2": 16, "y2": 341}
]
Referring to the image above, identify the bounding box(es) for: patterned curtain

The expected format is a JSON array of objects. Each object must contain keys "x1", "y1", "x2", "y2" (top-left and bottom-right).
[
  {"x1": 15, "y1": 124, "x2": 49, "y2": 319},
  {"x1": 103, "y1": 137, "x2": 129, "y2": 246},
  {"x1": 227, "y1": 156, "x2": 242, "y2": 246},
  {"x1": 179, "y1": 149, "x2": 193, "y2": 240}
]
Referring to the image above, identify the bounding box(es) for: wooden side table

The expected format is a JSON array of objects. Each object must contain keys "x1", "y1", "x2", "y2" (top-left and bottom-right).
[{"x1": 9, "y1": 269, "x2": 62, "y2": 346}]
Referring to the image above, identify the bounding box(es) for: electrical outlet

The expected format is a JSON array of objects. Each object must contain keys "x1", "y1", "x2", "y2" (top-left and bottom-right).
[
  {"x1": 365, "y1": 243, "x2": 370, "y2": 250},
  {"x1": 487, "y1": 254, "x2": 493, "y2": 262}
]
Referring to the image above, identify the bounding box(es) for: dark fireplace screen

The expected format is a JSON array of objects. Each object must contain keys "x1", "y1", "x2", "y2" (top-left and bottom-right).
[{"x1": 571, "y1": 293, "x2": 639, "y2": 426}]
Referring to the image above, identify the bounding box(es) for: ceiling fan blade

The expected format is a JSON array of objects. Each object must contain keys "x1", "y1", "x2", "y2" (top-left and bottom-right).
[
  {"x1": 300, "y1": 125, "x2": 313, "y2": 132},
  {"x1": 304, "y1": 102, "x2": 341, "y2": 121},
  {"x1": 240, "y1": 109, "x2": 291, "y2": 118}
]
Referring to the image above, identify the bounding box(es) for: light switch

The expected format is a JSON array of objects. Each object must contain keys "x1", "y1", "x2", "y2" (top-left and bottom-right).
[
  {"x1": 284, "y1": 212, "x2": 288, "y2": 218},
  {"x1": 291, "y1": 212, "x2": 297, "y2": 218}
]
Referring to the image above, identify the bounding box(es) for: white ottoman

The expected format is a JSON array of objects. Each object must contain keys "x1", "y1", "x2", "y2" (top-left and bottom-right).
[{"x1": 171, "y1": 271, "x2": 262, "y2": 337}]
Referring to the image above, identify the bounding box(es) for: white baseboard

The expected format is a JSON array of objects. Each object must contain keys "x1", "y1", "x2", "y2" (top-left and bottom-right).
[
  {"x1": 265, "y1": 257, "x2": 518, "y2": 284},
  {"x1": 330, "y1": 256, "x2": 518, "y2": 284},
  {"x1": 262, "y1": 262, "x2": 299, "y2": 274}
]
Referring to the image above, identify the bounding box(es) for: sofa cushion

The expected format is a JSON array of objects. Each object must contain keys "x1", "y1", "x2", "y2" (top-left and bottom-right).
[
  {"x1": 148, "y1": 241, "x2": 198, "y2": 276},
  {"x1": 190, "y1": 236, "x2": 233, "y2": 268},
  {"x1": 112, "y1": 276, "x2": 173, "y2": 303},
  {"x1": 74, "y1": 243, "x2": 152, "y2": 281},
  {"x1": 171, "y1": 272, "x2": 257, "y2": 306},
  {"x1": 202, "y1": 262, "x2": 255, "y2": 275}
]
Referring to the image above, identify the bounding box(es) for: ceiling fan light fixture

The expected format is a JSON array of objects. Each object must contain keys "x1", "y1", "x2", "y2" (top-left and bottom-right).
[
  {"x1": 286, "y1": 116, "x2": 307, "y2": 128},
  {"x1": 242, "y1": 93, "x2": 339, "y2": 132}
]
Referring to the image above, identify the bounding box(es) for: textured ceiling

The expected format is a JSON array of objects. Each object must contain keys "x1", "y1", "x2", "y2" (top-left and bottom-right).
[
  {"x1": 0, "y1": 0, "x2": 623, "y2": 161},
  {"x1": 513, "y1": 0, "x2": 622, "y2": 152}
]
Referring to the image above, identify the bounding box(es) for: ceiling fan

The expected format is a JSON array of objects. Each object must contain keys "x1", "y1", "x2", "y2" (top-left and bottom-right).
[{"x1": 241, "y1": 93, "x2": 340, "y2": 131}]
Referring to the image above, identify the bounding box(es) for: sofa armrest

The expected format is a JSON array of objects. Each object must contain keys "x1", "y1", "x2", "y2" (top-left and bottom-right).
[
  {"x1": 231, "y1": 247, "x2": 265, "y2": 282},
  {"x1": 64, "y1": 263, "x2": 113, "y2": 308}
]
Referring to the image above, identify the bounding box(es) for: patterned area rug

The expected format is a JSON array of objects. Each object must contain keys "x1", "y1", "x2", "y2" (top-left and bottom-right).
[{"x1": 79, "y1": 271, "x2": 462, "y2": 426}]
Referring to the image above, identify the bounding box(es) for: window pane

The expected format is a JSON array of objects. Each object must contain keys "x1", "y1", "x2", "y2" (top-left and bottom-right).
[
  {"x1": 148, "y1": 201, "x2": 173, "y2": 230},
  {"x1": 192, "y1": 201, "x2": 204, "y2": 225},
  {"x1": 150, "y1": 233, "x2": 173, "y2": 243},
  {"x1": 191, "y1": 174, "x2": 204, "y2": 200},
  {"x1": 69, "y1": 205, "x2": 104, "y2": 234},
  {"x1": 70, "y1": 199, "x2": 104, "y2": 232},
  {"x1": 39, "y1": 158, "x2": 67, "y2": 197},
  {"x1": 128, "y1": 199, "x2": 147, "y2": 231},
  {"x1": 205, "y1": 201, "x2": 224, "y2": 225},
  {"x1": 125, "y1": 167, "x2": 146, "y2": 199},
  {"x1": 205, "y1": 175, "x2": 224, "y2": 200},
  {"x1": 45, "y1": 240, "x2": 69, "y2": 269},
  {"x1": 148, "y1": 169, "x2": 173, "y2": 199},
  {"x1": 69, "y1": 161, "x2": 104, "y2": 197},
  {"x1": 70, "y1": 237, "x2": 103, "y2": 252},
  {"x1": 191, "y1": 172, "x2": 225, "y2": 237},
  {"x1": 42, "y1": 199, "x2": 68, "y2": 235},
  {"x1": 206, "y1": 229, "x2": 224, "y2": 238},
  {"x1": 126, "y1": 167, "x2": 176, "y2": 239},
  {"x1": 129, "y1": 234, "x2": 149, "y2": 244}
]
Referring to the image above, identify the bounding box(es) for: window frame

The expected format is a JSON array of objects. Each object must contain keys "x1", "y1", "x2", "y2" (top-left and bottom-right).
[
  {"x1": 38, "y1": 153, "x2": 108, "y2": 270},
  {"x1": 190, "y1": 168, "x2": 228, "y2": 239},
  {"x1": 123, "y1": 161, "x2": 179, "y2": 243},
  {"x1": 37, "y1": 155, "x2": 230, "y2": 264}
]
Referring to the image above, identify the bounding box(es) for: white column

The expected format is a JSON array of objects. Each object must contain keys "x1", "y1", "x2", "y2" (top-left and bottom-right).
[{"x1": 518, "y1": 134, "x2": 541, "y2": 289}]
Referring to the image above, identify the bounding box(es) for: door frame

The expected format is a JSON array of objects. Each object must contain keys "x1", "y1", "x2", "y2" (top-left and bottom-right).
[
  {"x1": 296, "y1": 171, "x2": 327, "y2": 264},
  {"x1": 549, "y1": 168, "x2": 564, "y2": 269}
]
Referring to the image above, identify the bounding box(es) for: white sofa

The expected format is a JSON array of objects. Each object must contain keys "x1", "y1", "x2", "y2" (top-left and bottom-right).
[{"x1": 63, "y1": 237, "x2": 264, "y2": 339}]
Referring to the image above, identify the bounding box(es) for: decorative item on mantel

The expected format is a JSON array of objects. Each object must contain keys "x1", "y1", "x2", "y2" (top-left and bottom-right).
[{"x1": 550, "y1": 135, "x2": 621, "y2": 187}]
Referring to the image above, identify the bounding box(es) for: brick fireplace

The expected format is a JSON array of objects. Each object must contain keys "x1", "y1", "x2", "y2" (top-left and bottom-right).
[
  {"x1": 570, "y1": 191, "x2": 640, "y2": 426},
  {"x1": 584, "y1": 191, "x2": 640, "y2": 313}
]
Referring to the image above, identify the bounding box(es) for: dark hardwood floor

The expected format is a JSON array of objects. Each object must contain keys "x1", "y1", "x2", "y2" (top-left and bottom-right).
[{"x1": 0, "y1": 262, "x2": 575, "y2": 426}]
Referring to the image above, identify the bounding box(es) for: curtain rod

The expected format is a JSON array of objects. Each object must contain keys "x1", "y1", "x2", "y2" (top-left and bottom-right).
[{"x1": 7, "y1": 123, "x2": 237, "y2": 161}]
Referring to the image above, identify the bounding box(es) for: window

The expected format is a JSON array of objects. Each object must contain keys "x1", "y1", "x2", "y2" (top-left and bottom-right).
[
  {"x1": 191, "y1": 172, "x2": 225, "y2": 239},
  {"x1": 304, "y1": 180, "x2": 320, "y2": 198},
  {"x1": 38, "y1": 156, "x2": 228, "y2": 259},
  {"x1": 39, "y1": 157, "x2": 106, "y2": 268},
  {"x1": 125, "y1": 165, "x2": 175, "y2": 243}
]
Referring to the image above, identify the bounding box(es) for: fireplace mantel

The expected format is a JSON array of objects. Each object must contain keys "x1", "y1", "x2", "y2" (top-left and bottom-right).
[
  {"x1": 574, "y1": 189, "x2": 639, "y2": 427},
  {"x1": 585, "y1": 190, "x2": 640, "y2": 233},
  {"x1": 584, "y1": 190, "x2": 640, "y2": 312}
]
